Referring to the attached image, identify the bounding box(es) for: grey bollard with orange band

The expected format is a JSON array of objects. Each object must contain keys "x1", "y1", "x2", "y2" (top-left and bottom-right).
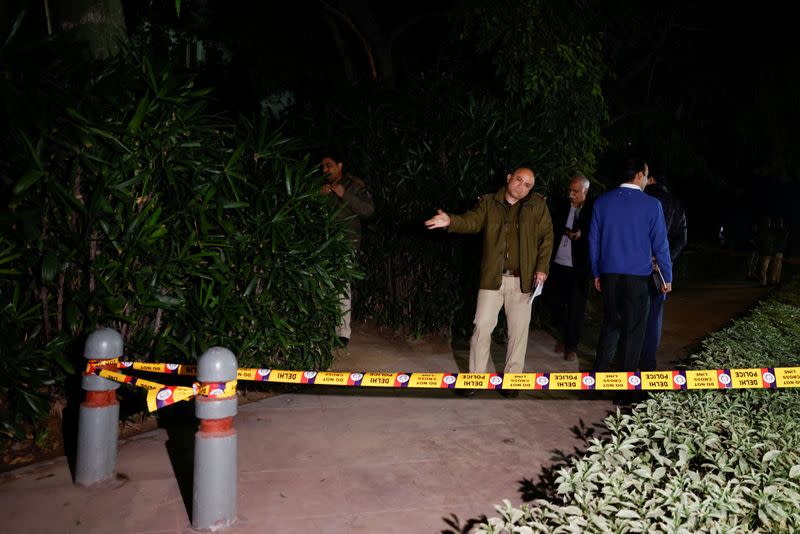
[
  {"x1": 192, "y1": 347, "x2": 238, "y2": 531},
  {"x1": 75, "y1": 328, "x2": 123, "y2": 487}
]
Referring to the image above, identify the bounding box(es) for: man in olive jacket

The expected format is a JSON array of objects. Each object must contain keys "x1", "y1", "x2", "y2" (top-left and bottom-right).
[
  {"x1": 321, "y1": 154, "x2": 375, "y2": 346},
  {"x1": 425, "y1": 167, "x2": 553, "y2": 388}
]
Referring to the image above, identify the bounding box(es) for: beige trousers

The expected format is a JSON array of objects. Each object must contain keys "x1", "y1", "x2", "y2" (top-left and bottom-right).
[
  {"x1": 335, "y1": 282, "x2": 351, "y2": 339},
  {"x1": 759, "y1": 256, "x2": 772, "y2": 286},
  {"x1": 469, "y1": 275, "x2": 533, "y2": 373}
]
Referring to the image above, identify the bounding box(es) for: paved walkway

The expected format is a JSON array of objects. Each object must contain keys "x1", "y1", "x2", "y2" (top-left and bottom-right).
[{"x1": 0, "y1": 278, "x2": 770, "y2": 533}]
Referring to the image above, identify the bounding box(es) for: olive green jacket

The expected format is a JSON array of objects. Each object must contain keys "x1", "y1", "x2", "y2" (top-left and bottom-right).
[
  {"x1": 330, "y1": 173, "x2": 375, "y2": 249},
  {"x1": 448, "y1": 187, "x2": 554, "y2": 293}
]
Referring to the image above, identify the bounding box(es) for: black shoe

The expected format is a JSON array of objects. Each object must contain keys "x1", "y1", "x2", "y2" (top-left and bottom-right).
[
  {"x1": 499, "y1": 389, "x2": 519, "y2": 399},
  {"x1": 457, "y1": 389, "x2": 477, "y2": 397},
  {"x1": 337, "y1": 336, "x2": 350, "y2": 347}
]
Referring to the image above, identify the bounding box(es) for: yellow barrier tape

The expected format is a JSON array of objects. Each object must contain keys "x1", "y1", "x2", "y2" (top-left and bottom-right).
[
  {"x1": 95, "y1": 361, "x2": 800, "y2": 392},
  {"x1": 776, "y1": 367, "x2": 800, "y2": 388},
  {"x1": 92, "y1": 369, "x2": 236, "y2": 412},
  {"x1": 230, "y1": 366, "x2": 799, "y2": 391},
  {"x1": 123, "y1": 361, "x2": 198, "y2": 376},
  {"x1": 85, "y1": 357, "x2": 121, "y2": 373},
  {"x1": 94, "y1": 369, "x2": 194, "y2": 412},
  {"x1": 194, "y1": 380, "x2": 237, "y2": 397}
]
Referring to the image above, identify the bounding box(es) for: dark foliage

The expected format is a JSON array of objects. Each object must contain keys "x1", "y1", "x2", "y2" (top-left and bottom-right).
[
  {"x1": 303, "y1": 85, "x2": 596, "y2": 336},
  {"x1": 0, "y1": 30, "x2": 354, "y2": 440}
]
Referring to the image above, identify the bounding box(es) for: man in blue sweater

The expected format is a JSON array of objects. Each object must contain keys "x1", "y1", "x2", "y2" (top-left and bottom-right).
[{"x1": 588, "y1": 159, "x2": 672, "y2": 373}]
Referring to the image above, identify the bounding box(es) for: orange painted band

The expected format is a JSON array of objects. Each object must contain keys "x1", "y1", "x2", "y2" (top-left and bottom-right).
[
  {"x1": 84, "y1": 390, "x2": 117, "y2": 407},
  {"x1": 200, "y1": 417, "x2": 234, "y2": 433}
]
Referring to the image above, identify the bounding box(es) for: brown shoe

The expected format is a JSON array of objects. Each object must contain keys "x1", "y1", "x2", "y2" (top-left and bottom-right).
[
  {"x1": 554, "y1": 342, "x2": 565, "y2": 353},
  {"x1": 564, "y1": 351, "x2": 577, "y2": 361}
]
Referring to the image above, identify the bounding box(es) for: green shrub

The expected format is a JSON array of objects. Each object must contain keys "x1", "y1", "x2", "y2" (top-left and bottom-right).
[
  {"x1": 0, "y1": 26, "x2": 89, "y2": 440},
  {"x1": 479, "y1": 280, "x2": 800, "y2": 533},
  {"x1": 0, "y1": 243, "x2": 74, "y2": 440},
  {"x1": 301, "y1": 0, "x2": 609, "y2": 337},
  {"x1": 306, "y1": 89, "x2": 586, "y2": 336},
  {"x1": 1, "y1": 40, "x2": 354, "y2": 439}
]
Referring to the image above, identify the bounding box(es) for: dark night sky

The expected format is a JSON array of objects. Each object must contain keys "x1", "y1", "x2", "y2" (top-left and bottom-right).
[
  {"x1": 127, "y1": 1, "x2": 800, "y2": 247},
  {"x1": 171, "y1": 2, "x2": 797, "y2": 163},
  {"x1": 3, "y1": 0, "x2": 798, "y2": 245}
]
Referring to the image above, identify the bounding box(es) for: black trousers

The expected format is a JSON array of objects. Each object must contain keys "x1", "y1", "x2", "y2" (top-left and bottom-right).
[
  {"x1": 547, "y1": 263, "x2": 590, "y2": 352},
  {"x1": 594, "y1": 273, "x2": 651, "y2": 372}
]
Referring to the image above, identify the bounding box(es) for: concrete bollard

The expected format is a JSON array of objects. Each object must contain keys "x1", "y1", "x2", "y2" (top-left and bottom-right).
[
  {"x1": 192, "y1": 347, "x2": 238, "y2": 531},
  {"x1": 75, "y1": 328, "x2": 123, "y2": 487}
]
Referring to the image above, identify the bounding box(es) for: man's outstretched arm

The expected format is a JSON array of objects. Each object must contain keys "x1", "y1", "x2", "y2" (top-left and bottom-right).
[{"x1": 424, "y1": 209, "x2": 451, "y2": 229}]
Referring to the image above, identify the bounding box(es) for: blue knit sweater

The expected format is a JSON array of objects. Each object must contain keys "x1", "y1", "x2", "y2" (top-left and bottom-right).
[{"x1": 588, "y1": 185, "x2": 673, "y2": 282}]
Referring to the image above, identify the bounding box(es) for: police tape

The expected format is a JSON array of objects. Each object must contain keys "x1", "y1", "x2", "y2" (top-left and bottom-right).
[
  {"x1": 89, "y1": 368, "x2": 236, "y2": 412},
  {"x1": 235, "y1": 367, "x2": 800, "y2": 390},
  {"x1": 85, "y1": 357, "x2": 123, "y2": 373},
  {"x1": 84, "y1": 359, "x2": 197, "y2": 376},
  {"x1": 96, "y1": 361, "x2": 800, "y2": 391}
]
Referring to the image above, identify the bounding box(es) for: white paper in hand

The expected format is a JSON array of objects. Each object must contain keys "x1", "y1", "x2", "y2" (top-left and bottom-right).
[{"x1": 528, "y1": 281, "x2": 544, "y2": 304}]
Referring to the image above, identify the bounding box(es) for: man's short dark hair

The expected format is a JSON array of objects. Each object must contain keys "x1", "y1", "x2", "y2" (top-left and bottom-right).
[
  {"x1": 623, "y1": 158, "x2": 648, "y2": 181},
  {"x1": 319, "y1": 148, "x2": 345, "y2": 164}
]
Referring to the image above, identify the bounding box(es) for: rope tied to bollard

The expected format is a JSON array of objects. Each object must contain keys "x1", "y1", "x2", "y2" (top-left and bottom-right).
[
  {"x1": 84, "y1": 356, "x2": 122, "y2": 373},
  {"x1": 79, "y1": 337, "x2": 240, "y2": 528},
  {"x1": 87, "y1": 365, "x2": 237, "y2": 412},
  {"x1": 82, "y1": 357, "x2": 124, "y2": 407}
]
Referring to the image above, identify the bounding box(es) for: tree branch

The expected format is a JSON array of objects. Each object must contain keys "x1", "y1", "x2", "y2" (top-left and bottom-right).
[{"x1": 319, "y1": 0, "x2": 377, "y2": 81}]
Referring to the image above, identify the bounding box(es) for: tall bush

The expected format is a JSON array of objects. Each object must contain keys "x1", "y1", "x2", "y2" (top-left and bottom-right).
[
  {"x1": 0, "y1": 39, "x2": 354, "y2": 439},
  {"x1": 306, "y1": 88, "x2": 579, "y2": 336},
  {"x1": 303, "y1": 0, "x2": 609, "y2": 337},
  {"x1": 458, "y1": 0, "x2": 608, "y2": 176}
]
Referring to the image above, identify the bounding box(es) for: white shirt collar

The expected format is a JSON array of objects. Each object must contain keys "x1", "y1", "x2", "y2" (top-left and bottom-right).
[{"x1": 620, "y1": 183, "x2": 642, "y2": 190}]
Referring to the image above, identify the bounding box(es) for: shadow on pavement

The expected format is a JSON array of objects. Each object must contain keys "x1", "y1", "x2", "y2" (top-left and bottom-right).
[
  {"x1": 517, "y1": 418, "x2": 609, "y2": 502},
  {"x1": 440, "y1": 512, "x2": 490, "y2": 534},
  {"x1": 436, "y1": 418, "x2": 611, "y2": 534},
  {"x1": 159, "y1": 402, "x2": 197, "y2": 519}
]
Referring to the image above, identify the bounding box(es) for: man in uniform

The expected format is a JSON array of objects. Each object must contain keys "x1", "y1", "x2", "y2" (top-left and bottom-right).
[{"x1": 321, "y1": 153, "x2": 374, "y2": 346}]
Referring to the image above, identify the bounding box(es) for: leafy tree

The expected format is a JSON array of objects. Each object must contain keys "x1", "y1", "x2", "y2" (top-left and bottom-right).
[
  {"x1": 304, "y1": 83, "x2": 588, "y2": 336},
  {"x1": 0, "y1": 32, "x2": 354, "y2": 439},
  {"x1": 458, "y1": 0, "x2": 608, "y2": 178},
  {"x1": 299, "y1": 1, "x2": 612, "y2": 336}
]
